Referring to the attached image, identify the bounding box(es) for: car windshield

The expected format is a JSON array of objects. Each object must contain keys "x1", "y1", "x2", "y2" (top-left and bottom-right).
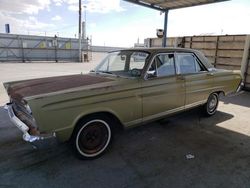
[{"x1": 93, "y1": 50, "x2": 149, "y2": 78}]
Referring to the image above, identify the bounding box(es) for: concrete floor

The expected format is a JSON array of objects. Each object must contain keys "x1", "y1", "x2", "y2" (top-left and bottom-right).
[
  {"x1": 0, "y1": 52, "x2": 106, "y2": 105},
  {"x1": 0, "y1": 57, "x2": 250, "y2": 188}
]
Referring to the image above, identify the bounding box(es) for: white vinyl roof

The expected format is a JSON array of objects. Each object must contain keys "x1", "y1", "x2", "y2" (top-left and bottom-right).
[{"x1": 124, "y1": 0, "x2": 229, "y2": 10}]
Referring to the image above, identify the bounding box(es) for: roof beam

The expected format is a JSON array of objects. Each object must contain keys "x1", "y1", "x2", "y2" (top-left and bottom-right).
[
  {"x1": 123, "y1": 0, "x2": 167, "y2": 11},
  {"x1": 158, "y1": 0, "x2": 230, "y2": 10},
  {"x1": 123, "y1": 0, "x2": 229, "y2": 10}
]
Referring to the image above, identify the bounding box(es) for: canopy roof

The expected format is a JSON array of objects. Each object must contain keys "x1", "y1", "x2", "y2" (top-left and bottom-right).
[{"x1": 124, "y1": 0, "x2": 229, "y2": 11}]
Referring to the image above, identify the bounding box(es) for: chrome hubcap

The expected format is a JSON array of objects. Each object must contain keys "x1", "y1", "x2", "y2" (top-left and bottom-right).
[
  {"x1": 208, "y1": 94, "x2": 218, "y2": 113},
  {"x1": 209, "y1": 98, "x2": 216, "y2": 109}
]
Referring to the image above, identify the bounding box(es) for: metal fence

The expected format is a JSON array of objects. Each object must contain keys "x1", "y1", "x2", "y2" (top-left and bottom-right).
[
  {"x1": 0, "y1": 33, "x2": 86, "y2": 62},
  {"x1": 0, "y1": 33, "x2": 124, "y2": 62}
]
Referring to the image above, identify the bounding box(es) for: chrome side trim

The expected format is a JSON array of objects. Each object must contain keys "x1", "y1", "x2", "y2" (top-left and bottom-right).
[
  {"x1": 185, "y1": 100, "x2": 207, "y2": 109},
  {"x1": 124, "y1": 118, "x2": 142, "y2": 127},
  {"x1": 143, "y1": 106, "x2": 185, "y2": 122},
  {"x1": 130, "y1": 100, "x2": 207, "y2": 126}
]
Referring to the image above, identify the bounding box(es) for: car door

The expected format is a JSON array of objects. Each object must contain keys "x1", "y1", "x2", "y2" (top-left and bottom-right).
[
  {"x1": 142, "y1": 53, "x2": 185, "y2": 121},
  {"x1": 175, "y1": 53, "x2": 213, "y2": 108}
]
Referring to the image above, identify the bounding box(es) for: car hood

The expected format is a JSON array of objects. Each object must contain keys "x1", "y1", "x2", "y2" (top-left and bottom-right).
[{"x1": 4, "y1": 74, "x2": 114, "y2": 102}]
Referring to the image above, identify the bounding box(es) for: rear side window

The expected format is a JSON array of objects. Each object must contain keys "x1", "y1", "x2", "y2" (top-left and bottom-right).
[{"x1": 176, "y1": 53, "x2": 204, "y2": 74}]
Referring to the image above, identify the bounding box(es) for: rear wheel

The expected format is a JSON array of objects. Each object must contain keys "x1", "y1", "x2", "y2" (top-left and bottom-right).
[
  {"x1": 72, "y1": 116, "x2": 112, "y2": 159},
  {"x1": 203, "y1": 93, "x2": 219, "y2": 116}
]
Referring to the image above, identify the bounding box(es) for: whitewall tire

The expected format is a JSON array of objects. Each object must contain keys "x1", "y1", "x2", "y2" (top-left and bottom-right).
[{"x1": 72, "y1": 117, "x2": 112, "y2": 159}]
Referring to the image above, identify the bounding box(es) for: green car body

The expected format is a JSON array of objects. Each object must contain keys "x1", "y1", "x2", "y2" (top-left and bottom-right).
[{"x1": 4, "y1": 48, "x2": 242, "y2": 157}]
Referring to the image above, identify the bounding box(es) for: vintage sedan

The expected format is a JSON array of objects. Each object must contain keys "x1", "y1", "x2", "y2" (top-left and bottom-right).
[{"x1": 4, "y1": 48, "x2": 242, "y2": 159}]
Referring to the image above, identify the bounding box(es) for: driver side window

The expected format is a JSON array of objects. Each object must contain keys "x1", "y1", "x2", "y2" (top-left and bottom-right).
[{"x1": 147, "y1": 53, "x2": 176, "y2": 78}]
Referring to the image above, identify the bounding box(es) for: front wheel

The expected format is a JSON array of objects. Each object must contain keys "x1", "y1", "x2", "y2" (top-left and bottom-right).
[
  {"x1": 203, "y1": 93, "x2": 219, "y2": 116},
  {"x1": 72, "y1": 116, "x2": 112, "y2": 159}
]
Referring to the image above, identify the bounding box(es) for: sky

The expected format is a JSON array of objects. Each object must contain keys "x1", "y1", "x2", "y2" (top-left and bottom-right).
[{"x1": 0, "y1": 0, "x2": 250, "y2": 47}]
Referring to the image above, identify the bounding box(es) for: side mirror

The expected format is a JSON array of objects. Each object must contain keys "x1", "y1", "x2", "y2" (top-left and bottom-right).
[
  {"x1": 147, "y1": 70, "x2": 157, "y2": 79},
  {"x1": 130, "y1": 69, "x2": 142, "y2": 77},
  {"x1": 121, "y1": 55, "x2": 126, "y2": 61}
]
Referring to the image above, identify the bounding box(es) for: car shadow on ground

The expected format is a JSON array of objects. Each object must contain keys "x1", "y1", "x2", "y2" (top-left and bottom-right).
[
  {"x1": 221, "y1": 91, "x2": 250, "y2": 108},
  {"x1": 0, "y1": 92, "x2": 250, "y2": 188}
]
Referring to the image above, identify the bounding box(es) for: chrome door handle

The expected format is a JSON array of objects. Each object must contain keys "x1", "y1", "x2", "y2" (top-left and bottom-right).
[
  {"x1": 207, "y1": 72, "x2": 214, "y2": 76},
  {"x1": 177, "y1": 75, "x2": 185, "y2": 80}
]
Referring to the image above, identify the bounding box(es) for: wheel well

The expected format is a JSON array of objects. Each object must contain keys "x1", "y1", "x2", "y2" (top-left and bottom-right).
[
  {"x1": 215, "y1": 91, "x2": 225, "y2": 97},
  {"x1": 74, "y1": 112, "x2": 124, "y2": 132}
]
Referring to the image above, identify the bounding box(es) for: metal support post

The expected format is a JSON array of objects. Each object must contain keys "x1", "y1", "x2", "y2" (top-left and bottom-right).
[
  {"x1": 162, "y1": 9, "x2": 169, "y2": 47},
  {"x1": 78, "y1": 0, "x2": 82, "y2": 62}
]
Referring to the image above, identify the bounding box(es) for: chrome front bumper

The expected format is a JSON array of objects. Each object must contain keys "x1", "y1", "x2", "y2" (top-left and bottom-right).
[{"x1": 4, "y1": 103, "x2": 57, "y2": 148}]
